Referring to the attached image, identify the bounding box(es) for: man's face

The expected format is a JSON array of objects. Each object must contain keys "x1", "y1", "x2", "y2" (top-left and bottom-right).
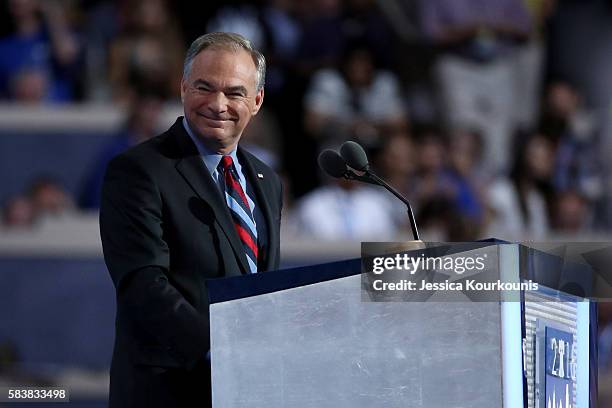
[{"x1": 181, "y1": 47, "x2": 264, "y2": 154}]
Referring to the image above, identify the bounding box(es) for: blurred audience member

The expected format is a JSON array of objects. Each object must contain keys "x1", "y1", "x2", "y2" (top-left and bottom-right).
[
  {"x1": 486, "y1": 132, "x2": 553, "y2": 240},
  {"x1": 551, "y1": 189, "x2": 591, "y2": 234},
  {"x1": 0, "y1": 0, "x2": 81, "y2": 102},
  {"x1": 512, "y1": 0, "x2": 557, "y2": 128},
  {"x1": 372, "y1": 131, "x2": 417, "y2": 233},
  {"x1": 412, "y1": 127, "x2": 484, "y2": 240},
  {"x1": 418, "y1": 0, "x2": 532, "y2": 172},
  {"x1": 28, "y1": 177, "x2": 75, "y2": 218},
  {"x1": 240, "y1": 108, "x2": 283, "y2": 171},
  {"x1": 375, "y1": 131, "x2": 416, "y2": 199},
  {"x1": 304, "y1": 44, "x2": 407, "y2": 146},
  {"x1": 2, "y1": 178, "x2": 75, "y2": 229},
  {"x1": 297, "y1": 0, "x2": 394, "y2": 75},
  {"x1": 540, "y1": 80, "x2": 596, "y2": 143},
  {"x1": 8, "y1": 66, "x2": 48, "y2": 103},
  {"x1": 293, "y1": 176, "x2": 401, "y2": 241},
  {"x1": 540, "y1": 81, "x2": 603, "y2": 202},
  {"x1": 108, "y1": 0, "x2": 184, "y2": 104},
  {"x1": 296, "y1": 0, "x2": 347, "y2": 74},
  {"x1": 446, "y1": 127, "x2": 487, "y2": 233},
  {"x1": 82, "y1": 0, "x2": 120, "y2": 101},
  {"x1": 207, "y1": 3, "x2": 267, "y2": 51},
  {"x1": 80, "y1": 91, "x2": 164, "y2": 209},
  {"x1": 417, "y1": 196, "x2": 466, "y2": 241},
  {"x1": 2, "y1": 195, "x2": 35, "y2": 228}
]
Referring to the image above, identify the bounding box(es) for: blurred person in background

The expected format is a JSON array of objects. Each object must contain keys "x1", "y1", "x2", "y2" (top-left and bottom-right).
[
  {"x1": 107, "y1": 0, "x2": 184, "y2": 104},
  {"x1": 81, "y1": 0, "x2": 121, "y2": 101},
  {"x1": 539, "y1": 81, "x2": 604, "y2": 207},
  {"x1": 304, "y1": 44, "x2": 407, "y2": 147},
  {"x1": 446, "y1": 127, "x2": 487, "y2": 237},
  {"x1": 374, "y1": 131, "x2": 417, "y2": 200},
  {"x1": 7, "y1": 65, "x2": 49, "y2": 103},
  {"x1": 418, "y1": 0, "x2": 532, "y2": 173},
  {"x1": 80, "y1": 89, "x2": 165, "y2": 209},
  {"x1": 0, "y1": 0, "x2": 81, "y2": 102},
  {"x1": 293, "y1": 174, "x2": 401, "y2": 241},
  {"x1": 512, "y1": 0, "x2": 557, "y2": 129},
  {"x1": 486, "y1": 131, "x2": 553, "y2": 240},
  {"x1": 1, "y1": 195, "x2": 35, "y2": 229},
  {"x1": 28, "y1": 177, "x2": 75, "y2": 219},
  {"x1": 371, "y1": 131, "x2": 418, "y2": 235},
  {"x1": 1, "y1": 177, "x2": 74, "y2": 228},
  {"x1": 297, "y1": 0, "x2": 394, "y2": 75},
  {"x1": 550, "y1": 189, "x2": 591, "y2": 235},
  {"x1": 411, "y1": 126, "x2": 484, "y2": 240}
]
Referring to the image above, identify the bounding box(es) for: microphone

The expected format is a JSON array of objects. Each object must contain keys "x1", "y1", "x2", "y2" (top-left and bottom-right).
[
  {"x1": 339, "y1": 141, "x2": 369, "y2": 171},
  {"x1": 318, "y1": 149, "x2": 378, "y2": 185},
  {"x1": 317, "y1": 149, "x2": 348, "y2": 178},
  {"x1": 338, "y1": 140, "x2": 420, "y2": 241}
]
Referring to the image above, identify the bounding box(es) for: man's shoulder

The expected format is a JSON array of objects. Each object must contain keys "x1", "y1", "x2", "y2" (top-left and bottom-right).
[
  {"x1": 239, "y1": 147, "x2": 280, "y2": 182},
  {"x1": 109, "y1": 123, "x2": 182, "y2": 171}
]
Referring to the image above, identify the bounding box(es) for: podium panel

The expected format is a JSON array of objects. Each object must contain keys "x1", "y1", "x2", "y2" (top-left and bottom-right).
[{"x1": 211, "y1": 274, "x2": 504, "y2": 408}]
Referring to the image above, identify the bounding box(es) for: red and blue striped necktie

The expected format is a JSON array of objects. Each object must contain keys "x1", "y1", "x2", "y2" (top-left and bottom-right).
[{"x1": 219, "y1": 156, "x2": 258, "y2": 273}]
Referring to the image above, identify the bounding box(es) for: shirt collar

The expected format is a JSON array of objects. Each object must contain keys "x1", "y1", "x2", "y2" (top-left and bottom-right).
[{"x1": 182, "y1": 117, "x2": 241, "y2": 179}]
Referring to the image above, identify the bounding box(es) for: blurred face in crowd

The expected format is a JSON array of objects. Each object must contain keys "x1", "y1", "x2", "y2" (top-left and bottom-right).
[
  {"x1": 137, "y1": 0, "x2": 167, "y2": 32},
  {"x1": 450, "y1": 129, "x2": 481, "y2": 176},
  {"x1": 418, "y1": 134, "x2": 445, "y2": 174},
  {"x1": 9, "y1": 0, "x2": 39, "y2": 20},
  {"x1": 181, "y1": 47, "x2": 264, "y2": 154},
  {"x1": 525, "y1": 135, "x2": 554, "y2": 181},
  {"x1": 547, "y1": 82, "x2": 579, "y2": 119},
  {"x1": 10, "y1": 68, "x2": 48, "y2": 104},
  {"x1": 31, "y1": 182, "x2": 72, "y2": 215},
  {"x1": 128, "y1": 95, "x2": 163, "y2": 143},
  {"x1": 345, "y1": 50, "x2": 374, "y2": 88},
  {"x1": 3, "y1": 196, "x2": 34, "y2": 227},
  {"x1": 554, "y1": 191, "x2": 588, "y2": 232},
  {"x1": 380, "y1": 133, "x2": 415, "y2": 179}
]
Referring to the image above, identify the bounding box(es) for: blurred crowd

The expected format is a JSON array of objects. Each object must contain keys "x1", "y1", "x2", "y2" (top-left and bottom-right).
[{"x1": 1, "y1": 0, "x2": 611, "y2": 244}]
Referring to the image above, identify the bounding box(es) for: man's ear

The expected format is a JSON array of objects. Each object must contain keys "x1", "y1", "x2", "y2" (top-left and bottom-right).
[{"x1": 252, "y1": 88, "x2": 264, "y2": 116}]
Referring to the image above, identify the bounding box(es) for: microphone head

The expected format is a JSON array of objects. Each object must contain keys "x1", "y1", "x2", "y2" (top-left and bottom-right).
[
  {"x1": 340, "y1": 141, "x2": 369, "y2": 171},
  {"x1": 318, "y1": 149, "x2": 348, "y2": 178}
]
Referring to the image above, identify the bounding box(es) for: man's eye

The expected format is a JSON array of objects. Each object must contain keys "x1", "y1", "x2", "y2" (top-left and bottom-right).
[{"x1": 228, "y1": 93, "x2": 244, "y2": 98}]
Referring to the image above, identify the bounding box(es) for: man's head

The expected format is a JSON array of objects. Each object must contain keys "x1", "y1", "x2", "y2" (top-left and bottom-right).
[{"x1": 181, "y1": 32, "x2": 266, "y2": 154}]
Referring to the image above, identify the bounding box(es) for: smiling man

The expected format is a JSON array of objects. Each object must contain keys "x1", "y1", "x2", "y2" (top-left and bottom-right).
[{"x1": 100, "y1": 32, "x2": 282, "y2": 408}]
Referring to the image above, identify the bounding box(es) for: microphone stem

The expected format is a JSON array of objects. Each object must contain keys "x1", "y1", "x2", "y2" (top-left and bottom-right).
[{"x1": 366, "y1": 171, "x2": 420, "y2": 241}]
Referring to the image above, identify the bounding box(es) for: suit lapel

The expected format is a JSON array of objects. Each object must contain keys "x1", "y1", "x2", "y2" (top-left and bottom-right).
[
  {"x1": 238, "y1": 147, "x2": 278, "y2": 272},
  {"x1": 171, "y1": 120, "x2": 250, "y2": 275}
]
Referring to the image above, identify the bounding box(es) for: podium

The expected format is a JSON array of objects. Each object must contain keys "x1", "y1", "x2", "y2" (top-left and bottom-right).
[{"x1": 207, "y1": 242, "x2": 598, "y2": 408}]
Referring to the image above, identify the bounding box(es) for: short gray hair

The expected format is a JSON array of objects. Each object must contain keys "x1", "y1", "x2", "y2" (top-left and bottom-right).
[{"x1": 183, "y1": 32, "x2": 266, "y2": 92}]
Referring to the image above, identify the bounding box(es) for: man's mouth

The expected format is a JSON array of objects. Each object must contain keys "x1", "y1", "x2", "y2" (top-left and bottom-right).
[
  {"x1": 197, "y1": 112, "x2": 231, "y2": 121},
  {"x1": 196, "y1": 112, "x2": 232, "y2": 128}
]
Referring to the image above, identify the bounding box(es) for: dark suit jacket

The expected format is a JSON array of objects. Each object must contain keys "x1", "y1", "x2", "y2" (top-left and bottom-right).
[{"x1": 100, "y1": 118, "x2": 282, "y2": 408}]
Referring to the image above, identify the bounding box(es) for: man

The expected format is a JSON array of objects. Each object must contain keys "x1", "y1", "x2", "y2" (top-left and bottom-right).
[{"x1": 100, "y1": 32, "x2": 283, "y2": 408}]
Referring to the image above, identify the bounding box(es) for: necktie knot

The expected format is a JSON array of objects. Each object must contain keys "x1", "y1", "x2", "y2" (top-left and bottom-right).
[{"x1": 220, "y1": 155, "x2": 233, "y2": 172}]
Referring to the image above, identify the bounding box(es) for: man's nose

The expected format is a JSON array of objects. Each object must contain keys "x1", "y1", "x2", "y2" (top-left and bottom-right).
[{"x1": 207, "y1": 92, "x2": 228, "y2": 113}]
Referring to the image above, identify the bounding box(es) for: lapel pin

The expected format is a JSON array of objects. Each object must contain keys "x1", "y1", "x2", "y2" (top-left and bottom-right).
[{"x1": 257, "y1": 173, "x2": 264, "y2": 179}]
